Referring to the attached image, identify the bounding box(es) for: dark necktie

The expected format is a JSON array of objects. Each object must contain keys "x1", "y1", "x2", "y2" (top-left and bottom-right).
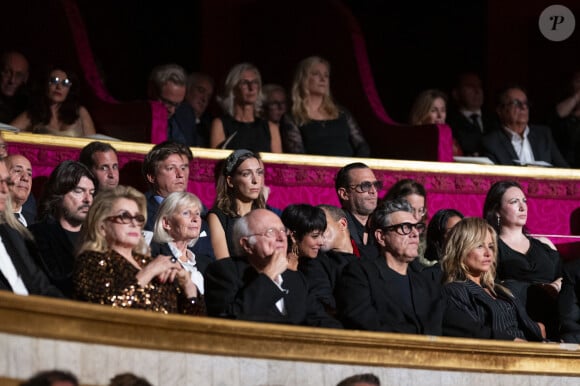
[{"x1": 470, "y1": 113, "x2": 482, "y2": 132}]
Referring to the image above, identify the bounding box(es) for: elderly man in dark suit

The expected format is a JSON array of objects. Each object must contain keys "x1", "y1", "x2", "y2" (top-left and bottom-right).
[
  {"x1": 204, "y1": 208, "x2": 341, "y2": 328},
  {"x1": 482, "y1": 85, "x2": 569, "y2": 167},
  {"x1": 336, "y1": 198, "x2": 443, "y2": 334}
]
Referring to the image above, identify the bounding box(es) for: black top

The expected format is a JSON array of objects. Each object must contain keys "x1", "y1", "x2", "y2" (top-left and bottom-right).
[
  {"x1": 344, "y1": 210, "x2": 378, "y2": 259},
  {"x1": 559, "y1": 258, "x2": 580, "y2": 343},
  {"x1": 207, "y1": 207, "x2": 238, "y2": 257},
  {"x1": 219, "y1": 115, "x2": 271, "y2": 152}
]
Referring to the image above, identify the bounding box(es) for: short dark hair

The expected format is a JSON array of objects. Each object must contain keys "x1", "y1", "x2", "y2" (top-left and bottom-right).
[
  {"x1": 20, "y1": 369, "x2": 79, "y2": 386},
  {"x1": 383, "y1": 178, "x2": 426, "y2": 202},
  {"x1": 79, "y1": 141, "x2": 118, "y2": 169},
  {"x1": 370, "y1": 198, "x2": 413, "y2": 233},
  {"x1": 336, "y1": 373, "x2": 380, "y2": 386},
  {"x1": 142, "y1": 140, "x2": 193, "y2": 184},
  {"x1": 39, "y1": 160, "x2": 97, "y2": 220},
  {"x1": 496, "y1": 84, "x2": 527, "y2": 107},
  {"x1": 335, "y1": 162, "x2": 370, "y2": 201},
  {"x1": 109, "y1": 372, "x2": 153, "y2": 386},
  {"x1": 281, "y1": 204, "x2": 327, "y2": 241}
]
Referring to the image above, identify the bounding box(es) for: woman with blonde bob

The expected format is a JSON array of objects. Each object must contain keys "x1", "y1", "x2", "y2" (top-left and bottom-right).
[
  {"x1": 151, "y1": 191, "x2": 210, "y2": 294},
  {"x1": 210, "y1": 62, "x2": 281, "y2": 153},
  {"x1": 281, "y1": 56, "x2": 369, "y2": 157},
  {"x1": 73, "y1": 186, "x2": 204, "y2": 315},
  {"x1": 441, "y1": 217, "x2": 544, "y2": 341}
]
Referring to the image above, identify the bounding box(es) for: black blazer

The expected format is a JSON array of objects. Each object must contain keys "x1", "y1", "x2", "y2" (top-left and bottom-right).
[
  {"x1": 204, "y1": 255, "x2": 341, "y2": 328},
  {"x1": 482, "y1": 124, "x2": 569, "y2": 167},
  {"x1": 28, "y1": 218, "x2": 76, "y2": 298},
  {"x1": 0, "y1": 224, "x2": 62, "y2": 297},
  {"x1": 150, "y1": 241, "x2": 214, "y2": 275},
  {"x1": 443, "y1": 280, "x2": 543, "y2": 341},
  {"x1": 336, "y1": 257, "x2": 443, "y2": 334},
  {"x1": 447, "y1": 109, "x2": 498, "y2": 156},
  {"x1": 559, "y1": 259, "x2": 580, "y2": 343}
]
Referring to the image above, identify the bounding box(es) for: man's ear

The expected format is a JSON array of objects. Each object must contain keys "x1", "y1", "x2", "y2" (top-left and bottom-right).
[
  {"x1": 374, "y1": 228, "x2": 386, "y2": 247},
  {"x1": 338, "y1": 217, "x2": 348, "y2": 231},
  {"x1": 146, "y1": 173, "x2": 156, "y2": 185},
  {"x1": 337, "y1": 187, "x2": 349, "y2": 202},
  {"x1": 240, "y1": 237, "x2": 253, "y2": 255}
]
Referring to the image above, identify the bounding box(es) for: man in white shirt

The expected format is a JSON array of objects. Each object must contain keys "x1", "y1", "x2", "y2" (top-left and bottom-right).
[
  {"x1": 482, "y1": 86, "x2": 569, "y2": 167},
  {"x1": 6, "y1": 153, "x2": 33, "y2": 225}
]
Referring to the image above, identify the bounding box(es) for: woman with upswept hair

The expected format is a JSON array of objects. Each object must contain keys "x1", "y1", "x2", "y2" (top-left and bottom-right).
[
  {"x1": 441, "y1": 217, "x2": 544, "y2": 341},
  {"x1": 281, "y1": 56, "x2": 369, "y2": 157},
  {"x1": 209, "y1": 62, "x2": 281, "y2": 153}
]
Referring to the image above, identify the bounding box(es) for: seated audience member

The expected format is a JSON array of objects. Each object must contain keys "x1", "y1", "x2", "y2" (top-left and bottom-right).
[
  {"x1": 74, "y1": 185, "x2": 204, "y2": 315},
  {"x1": 336, "y1": 199, "x2": 443, "y2": 334},
  {"x1": 319, "y1": 204, "x2": 360, "y2": 257},
  {"x1": 441, "y1": 217, "x2": 544, "y2": 341},
  {"x1": 20, "y1": 369, "x2": 78, "y2": 386},
  {"x1": 483, "y1": 180, "x2": 562, "y2": 339},
  {"x1": 11, "y1": 65, "x2": 96, "y2": 137},
  {"x1": 424, "y1": 208, "x2": 464, "y2": 265},
  {"x1": 148, "y1": 63, "x2": 187, "y2": 120},
  {"x1": 79, "y1": 141, "x2": 120, "y2": 191},
  {"x1": 210, "y1": 63, "x2": 281, "y2": 152},
  {"x1": 0, "y1": 132, "x2": 7, "y2": 159},
  {"x1": 109, "y1": 372, "x2": 153, "y2": 386},
  {"x1": 204, "y1": 208, "x2": 341, "y2": 328},
  {"x1": 447, "y1": 72, "x2": 498, "y2": 156},
  {"x1": 482, "y1": 85, "x2": 568, "y2": 167},
  {"x1": 208, "y1": 149, "x2": 271, "y2": 259},
  {"x1": 336, "y1": 373, "x2": 381, "y2": 386},
  {"x1": 281, "y1": 56, "x2": 370, "y2": 157},
  {"x1": 559, "y1": 258, "x2": 580, "y2": 343},
  {"x1": 282, "y1": 203, "x2": 326, "y2": 271},
  {"x1": 29, "y1": 161, "x2": 96, "y2": 298},
  {"x1": 335, "y1": 162, "x2": 381, "y2": 259},
  {"x1": 6, "y1": 154, "x2": 35, "y2": 225},
  {"x1": 151, "y1": 191, "x2": 211, "y2": 295},
  {"x1": 0, "y1": 51, "x2": 29, "y2": 123},
  {"x1": 185, "y1": 71, "x2": 215, "y2": 146},
  {"x1": 383, "y1": 178, "x2": 428, "y2": 261},
  {"x1": 142, "y1": 140, "x2": 214, "y2": 259},
  {"x1": 0, "y1": 159, "x2": 61, "y2": 297},
  {"x1": 552, "y1": 69, "x2": 580, "y2": 167},
  {"x1": 409, "y1": 89, "x2": 463, "y2": 155},
  {"x1": 261, "y1": 83, "x2": 287, "y2": 125}
]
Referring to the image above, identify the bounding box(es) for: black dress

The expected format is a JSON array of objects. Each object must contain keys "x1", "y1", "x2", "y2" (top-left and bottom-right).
[{"x1": 219, "y1": 115, "x2": 271, "y2": 152}]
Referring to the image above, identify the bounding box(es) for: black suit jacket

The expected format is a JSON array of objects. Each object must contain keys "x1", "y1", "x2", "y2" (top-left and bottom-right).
[
  {"x1": 559, "y1": 259, "x2": 580, "y2": 343},
  {"x1": 443, "y1": 280, "x2": 543, "y2": 341},
  {"x1": 336, "y1": 257, "x2": 443, "y2": 334},
  {"x1": 482, "y1": 124, "x2": 569, "y2": 167},
  {"x1": 447, "y1": 109, "x2": 498, "y2": 156},
  {"x1": 150, "y1": 241, "x2": 214, "y2": 275},
  {"x1": 204, "y1": 255, "x2": 341, "y2": 328},
  {"x1": 168, "y1": 103, "x2": 207, "y2": 147},
  {"x1": 28, "y1": 218, "x2": 76, "y2": 298},
  {"x1": 0, "y1": 224, "x2": 62, "y2": 297}
]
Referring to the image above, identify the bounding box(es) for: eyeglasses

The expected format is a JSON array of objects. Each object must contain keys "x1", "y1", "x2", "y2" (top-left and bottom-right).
[
  {"x1": 48, "y1": 76, "x2": 72, "y2": 88},
  {"x1": 159, "y1": 96, "x2": 181, "y2": 109},
  {"x1": 105, "y1": 211, "x2": 146, "y2": 225},
  {"x1": 382, "y1": 222, "x2": 426, "y2": 236},
  {"x1": 267, "y1": 101, "x2": 286, "y2": 109},
  {"x1": 239, "y1": 79, "x2": 260, "y2": 89},
  {"x1": 349, "y1": 181, "x2": 383, "y2": 193},
  {"x1": 248, "y1": 227, "x2": 287, "y2": 239},
  {"x1": 503, "y1": 99, "x2": 530, "y2": 110}
]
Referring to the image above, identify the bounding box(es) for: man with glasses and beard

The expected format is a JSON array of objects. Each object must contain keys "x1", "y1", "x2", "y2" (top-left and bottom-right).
[
  {"x1": 335, "y1": 162, "x2": 382, "y2": 259},
  {"x1": 29, "y1": 161, "x2": 97, "y2": 298},
  {"x1": 336, "y1": 199, "x2": 443, "y2": 334}
]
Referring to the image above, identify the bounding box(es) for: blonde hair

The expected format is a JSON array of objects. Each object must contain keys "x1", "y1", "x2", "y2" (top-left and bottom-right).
[
  {"x1": 441, "y1": 217, "x2": 505, "y2": 296},
  {"x1": 409, "y1": 89, "x2": 447, "y2": 125},
  {"x1": 217, "y1": 62, "x2": 263, "y2": 117},
  {"x1": 153, "y1": 191, "x2": 203, "y2": 245},
  {"x1": 291, "y1": 56, "x2": 339, "y2": 126},
  {"x1": 77, "y1": 185, "x2": 148, "y2": 256}
]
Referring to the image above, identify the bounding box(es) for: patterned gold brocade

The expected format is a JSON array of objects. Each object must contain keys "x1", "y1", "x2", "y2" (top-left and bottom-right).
[{"x1": 73, "y1": 250, "x2": 205, "y2": 315}]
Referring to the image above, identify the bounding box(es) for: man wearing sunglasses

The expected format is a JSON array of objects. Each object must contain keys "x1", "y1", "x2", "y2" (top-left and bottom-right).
[
  {"x1": 29, "y1": 161, "x2": 97, "y2": 298},
  {"x1": 336, "y1": 198, "x2": 443, "y2": 334},
  {"x1": 482, "y1": 85, "x2": 568, "y2": 167},
  {"x1": 335, "y1": 162, "x2": 381, "y2": 259}
]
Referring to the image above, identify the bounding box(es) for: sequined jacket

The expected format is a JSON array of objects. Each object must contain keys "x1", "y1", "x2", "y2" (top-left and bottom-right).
[{"x1": 73, "y1": 249, "x2": 205, "y2": 315}]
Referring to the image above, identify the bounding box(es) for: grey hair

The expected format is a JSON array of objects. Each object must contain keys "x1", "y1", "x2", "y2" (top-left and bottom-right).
[
  {"x1": 369, "y1": 198, "x2": 413, "y2": 232},
  {"x1": 149, "y1": 63, "x2": 187, "y2": 97},
  {"x1": 217, "y1": 62, "x2": 263, "y2": 116},
  {"x1": 152, "y1": 191, "x2": 203, "y2": 246},
  {"x1": 231, "y1": 213, "x2": 257, "y2": 256}
]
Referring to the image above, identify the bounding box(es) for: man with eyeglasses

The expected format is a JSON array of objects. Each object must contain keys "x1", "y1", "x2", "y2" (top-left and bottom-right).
[
  {"x1": 29, "y1": 161, "x2": 97, "y2": 298},
  {"x1": 205, "y1": 208, "x2": 341, "y2": 328},
  {"x1": 335, "y1": 162, "x2": 381, "y2": 259},
  {"x1": 0, "y1": 51, "x2": 29, "y2": 123},
  {"x1": 336, "y1": 199, "x2": 443, "y2": 334},
  {"x1": 482, "y1": 85, "x2": 568, "y2": 167}
]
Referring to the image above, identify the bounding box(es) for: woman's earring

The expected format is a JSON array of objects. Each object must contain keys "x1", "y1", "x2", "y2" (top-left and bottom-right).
[{"x1": 497, "y1": 215, "x2": 501, "y2": 229}]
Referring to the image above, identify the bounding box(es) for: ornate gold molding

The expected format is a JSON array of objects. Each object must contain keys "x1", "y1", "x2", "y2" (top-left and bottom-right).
[{"x1": 1, "y1": 292, "x2": 579, "y2": 376}]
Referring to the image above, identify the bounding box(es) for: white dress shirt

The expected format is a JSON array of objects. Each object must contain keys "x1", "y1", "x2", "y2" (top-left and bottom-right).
[
  {"x1": 168, "y1": 242, "x2": 205, "y2": 294},
  {"x1": 504, "y1": 126, "x2": 535, "y2": 165},
  {"x1": 0, "y1": 235, "x2": 28, "y2": 295}
]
